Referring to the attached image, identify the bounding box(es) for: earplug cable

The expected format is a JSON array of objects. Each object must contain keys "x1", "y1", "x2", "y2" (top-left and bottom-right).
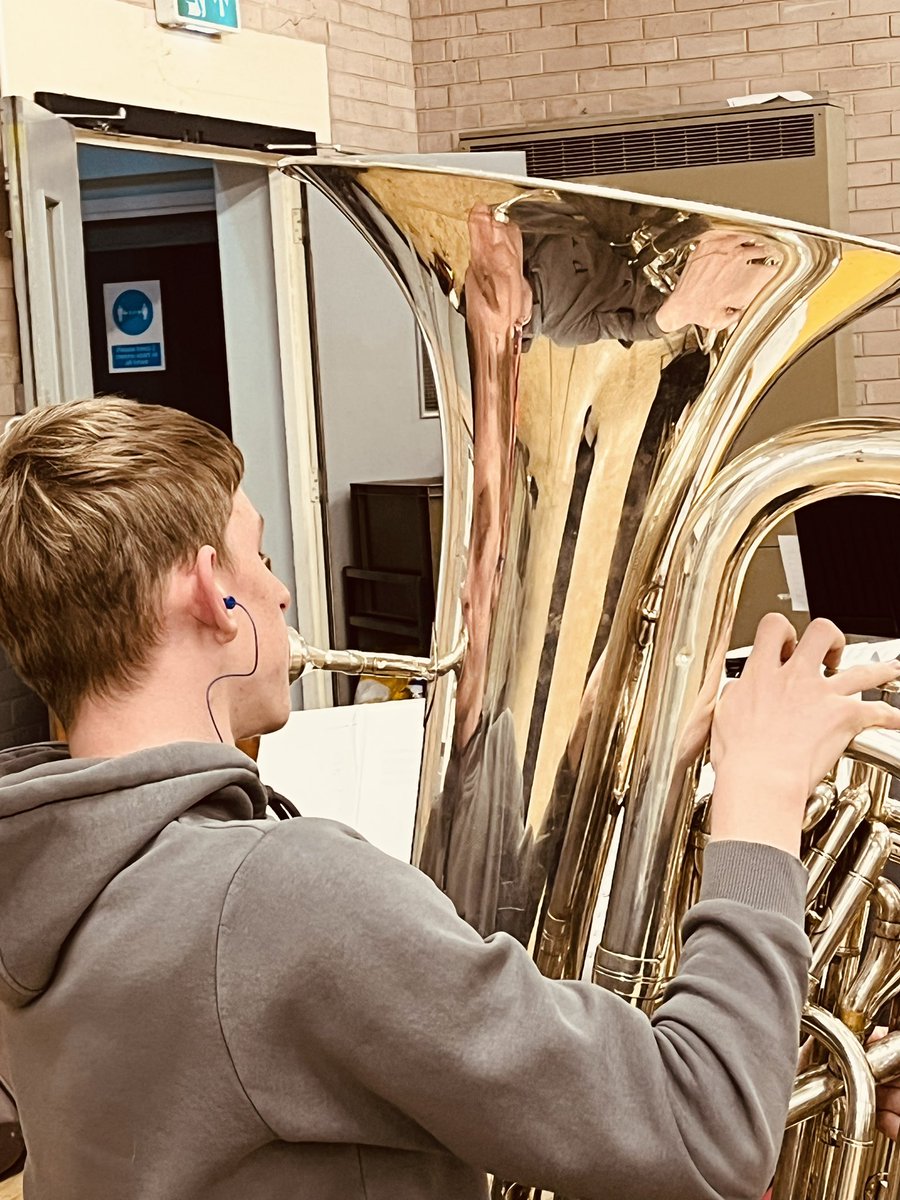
[{"x1": 206, "y1": 598, "x2": 259, "y2": 744}]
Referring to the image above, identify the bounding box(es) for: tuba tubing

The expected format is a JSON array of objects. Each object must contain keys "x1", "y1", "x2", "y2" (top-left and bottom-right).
[
  {"x1": 287, "y1": 627, "x2": 466, "y2": 685},
  {"x1": 778, "y1": 1007, "x2": 877, "y2": 1200},
  {"x1": 288, "y1": 160, "x2": 900, "y2": 1200},
  {"x1": 803, "y1": 783, "x2": 870, "y2": 908},
  {"x1": 787, "y1": 1027, "x2": 900, "y2": 1128},
  {"x1": 838, "y1": 877, "x2": 900, "y2": 1035},
  {"x1": 593, "y1": 421, "x2": 900, "y2": 1003}
]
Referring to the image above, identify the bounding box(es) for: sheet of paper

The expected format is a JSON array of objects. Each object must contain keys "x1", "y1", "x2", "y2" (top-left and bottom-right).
[
  {"x1": 257, "y1": 705, "x2": 361, "y2": 829},
  {"x1": 257, "y1": 700, "x2": 425, "y2": 862},
  {"x1": 727, "y1": 91, "x2": 813, "y2": 107},
  {"x1": 838, "y1": 639, "x2": 900, "y2": 668},
  {"x1": 353, "y1": 701, "x2": 425, "y2": 861},
  {"x1": 778, "y1": 534, "x2": 810, "y2": 612}
]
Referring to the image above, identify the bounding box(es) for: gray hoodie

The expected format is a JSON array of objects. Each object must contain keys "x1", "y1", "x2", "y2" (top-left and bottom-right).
[{"x1": 0, "y1": 741, "x2": 809, "y2": 1200}]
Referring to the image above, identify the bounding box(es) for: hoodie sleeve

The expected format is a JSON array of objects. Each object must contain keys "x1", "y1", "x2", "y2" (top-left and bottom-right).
[{"x1": 216, "y1": 818, "x2": 809, "y2": 1200}]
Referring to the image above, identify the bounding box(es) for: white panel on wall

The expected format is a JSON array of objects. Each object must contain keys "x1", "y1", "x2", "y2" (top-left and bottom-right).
[{"x1": 0, "y1": 0, "x2": 330, "y2": 139}]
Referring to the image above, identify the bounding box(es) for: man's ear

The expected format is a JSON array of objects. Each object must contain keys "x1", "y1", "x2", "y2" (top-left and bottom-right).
[{"x1": 190, "y1": 545, "x2": 238, "y2": 643}]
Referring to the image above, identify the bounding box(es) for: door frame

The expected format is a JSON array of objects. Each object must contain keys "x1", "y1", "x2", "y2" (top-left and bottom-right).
[{"x1": 5, "y1": 113, "x2": 331, "y2": 707}]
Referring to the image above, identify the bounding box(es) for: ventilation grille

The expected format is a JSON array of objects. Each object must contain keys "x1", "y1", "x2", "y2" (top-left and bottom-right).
[
  {"x1": 470, "y1": 113, "x2": 816, "y2": 180},
  {"x1": 419, "y1": 333, "x2": 439, "y2": 417}
]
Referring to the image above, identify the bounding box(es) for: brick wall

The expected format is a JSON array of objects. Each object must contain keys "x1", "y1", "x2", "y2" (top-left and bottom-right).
[
  {"x1": 120, "y1": 0, "x2": 418, "y2": 152},
  {"x1": 411, "y1": 0, "x2": 900, "y2": 415}
]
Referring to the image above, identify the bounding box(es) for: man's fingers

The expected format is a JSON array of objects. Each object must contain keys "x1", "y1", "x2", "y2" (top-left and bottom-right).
[
  {"x1": 789, "y1": 617, "x2": 845, "y2": 671},
  {"x1": 831, "y1": 661, "x2": 900, "y2": 696},
  {"x1": 467, "y1": 204, "x2": 523, "y2": 264},
  {"x1": 877, "y1": 1109, "x2": 900, "y2": 1141},
  {"x1": 744, "y1": 612, "x2": 798, "y2": 673},
  {"x1": 877, "y1": 1084, "x2": 900, "y2": 1141},
  {"x1": 853, "y1": 699, "x2": 900, "y2": 735}
]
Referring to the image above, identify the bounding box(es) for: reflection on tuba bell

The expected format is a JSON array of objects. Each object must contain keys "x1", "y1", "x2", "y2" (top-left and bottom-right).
[{"x1": 282, "y1": 157, "x2": 900, "y2": 1199}]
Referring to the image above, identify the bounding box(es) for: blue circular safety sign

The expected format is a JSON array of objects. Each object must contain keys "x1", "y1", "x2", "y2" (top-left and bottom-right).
[{"x1": 112, "y1": 289, "x2": 154, "y2": 337}]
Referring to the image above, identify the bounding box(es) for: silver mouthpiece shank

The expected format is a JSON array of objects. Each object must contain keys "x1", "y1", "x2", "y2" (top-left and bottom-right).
[{"x1": 287, "y1": 627, "x2": 466, "y2": 685}]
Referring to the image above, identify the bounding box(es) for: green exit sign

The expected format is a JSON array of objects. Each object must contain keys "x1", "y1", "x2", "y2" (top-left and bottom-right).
[{"x1": 155, "y1": 0, "x2": 240, "y2": 34}]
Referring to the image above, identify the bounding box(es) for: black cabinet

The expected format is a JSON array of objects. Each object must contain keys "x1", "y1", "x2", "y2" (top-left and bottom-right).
[{"x1": 343, "y1": 478, "x2": 442, "y2": 657}]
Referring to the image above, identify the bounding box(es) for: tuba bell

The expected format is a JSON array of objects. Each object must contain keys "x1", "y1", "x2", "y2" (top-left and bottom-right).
[{"x1": 282, "y1": 157, "x2": 900, "y2": 1199}]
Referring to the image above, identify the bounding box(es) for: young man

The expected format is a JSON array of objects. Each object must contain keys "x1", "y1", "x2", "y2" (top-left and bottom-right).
[{"x1": 0, "y1": 396, "x2": 898, "y2": 1200}]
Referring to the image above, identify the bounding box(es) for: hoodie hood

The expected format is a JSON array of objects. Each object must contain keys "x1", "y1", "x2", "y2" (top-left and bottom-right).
[{"x1": 0, "y1": 741, "x2": 269, "y2": 1007}]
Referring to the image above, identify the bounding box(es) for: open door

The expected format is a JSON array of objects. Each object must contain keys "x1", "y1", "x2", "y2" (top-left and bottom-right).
[
  {"x1": 0, "y1": 108, "x2": 329, "y2": 706},
  {"x1": 0, "y1": 97, "x2": 93, "y2": 407},
  {"x1": 214, "y1": 159, "x2": 330, "y2": 707}
]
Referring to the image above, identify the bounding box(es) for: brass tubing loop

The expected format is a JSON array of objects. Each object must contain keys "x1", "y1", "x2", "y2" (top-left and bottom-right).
[{"x1": 592, "y1": 425, "x2": 900, "y2": 1003}]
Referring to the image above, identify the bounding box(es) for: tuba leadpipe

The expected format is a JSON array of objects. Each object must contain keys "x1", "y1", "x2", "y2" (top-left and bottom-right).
[{"x1": 287, "y1": 627, "x2": 465, "y2": 684}]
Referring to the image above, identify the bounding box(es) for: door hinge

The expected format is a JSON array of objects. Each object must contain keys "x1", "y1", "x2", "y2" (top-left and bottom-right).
[{"x1": 292, "y1": 207, "x2": 305, "y2": 244}]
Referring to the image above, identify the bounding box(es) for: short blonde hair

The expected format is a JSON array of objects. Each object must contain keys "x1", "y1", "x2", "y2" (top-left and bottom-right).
[{"x1": 0, "y1": 397, "x2": 244, "y2": 726}]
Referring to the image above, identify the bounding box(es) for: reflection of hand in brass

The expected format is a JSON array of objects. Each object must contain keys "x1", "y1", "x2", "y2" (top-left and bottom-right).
[
  {"x1": 452, "y1": 205, "x2": 526, "y2": 750},
  {"x1": 421, "y1": 202, "x2": 534, "y2": 938},
  {"x1": 464, "y1": 204, "x2": 533, "y2": 339},
  {"x1": 675, "y1": 631, "x2": 730, "y2": 775},
  {"x1": 656, "y1": 230, "x2": 784, "y2": 334}
]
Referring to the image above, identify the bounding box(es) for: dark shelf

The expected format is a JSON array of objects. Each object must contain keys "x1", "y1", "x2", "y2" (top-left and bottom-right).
[
  {"x1": 344, "y1": 566, "x2": 424, "y2": 586},
  {"x1": 347, "y1": 614, "x2": 421, "y2": 637},
  {"x1": 343, "y1": 479, "x2": 443, "y2": 658}
]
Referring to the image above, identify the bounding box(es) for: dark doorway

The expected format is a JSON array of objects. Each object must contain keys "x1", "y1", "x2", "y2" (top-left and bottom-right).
[
  {"x1": 83, "y1": 212, "x2": 231, "y2": 435},
  {"x1": 797, "y1": 496, "x2": 900, "y2": 638}
]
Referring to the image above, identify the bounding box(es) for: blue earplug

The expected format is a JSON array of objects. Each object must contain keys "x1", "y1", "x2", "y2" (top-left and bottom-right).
[{"x1": 224, "y1": 596, "x2": 237, "y2": 610}]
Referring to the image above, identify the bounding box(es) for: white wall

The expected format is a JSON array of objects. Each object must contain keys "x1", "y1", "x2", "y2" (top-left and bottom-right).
[{"x1": 0, "y1": 0, "x2": 330, "y2": 139}]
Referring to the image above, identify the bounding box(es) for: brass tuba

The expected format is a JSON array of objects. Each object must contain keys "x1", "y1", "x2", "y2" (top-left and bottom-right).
[{"x1": 282, "y1": 158, "x2": 900, "y2": 1198}]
